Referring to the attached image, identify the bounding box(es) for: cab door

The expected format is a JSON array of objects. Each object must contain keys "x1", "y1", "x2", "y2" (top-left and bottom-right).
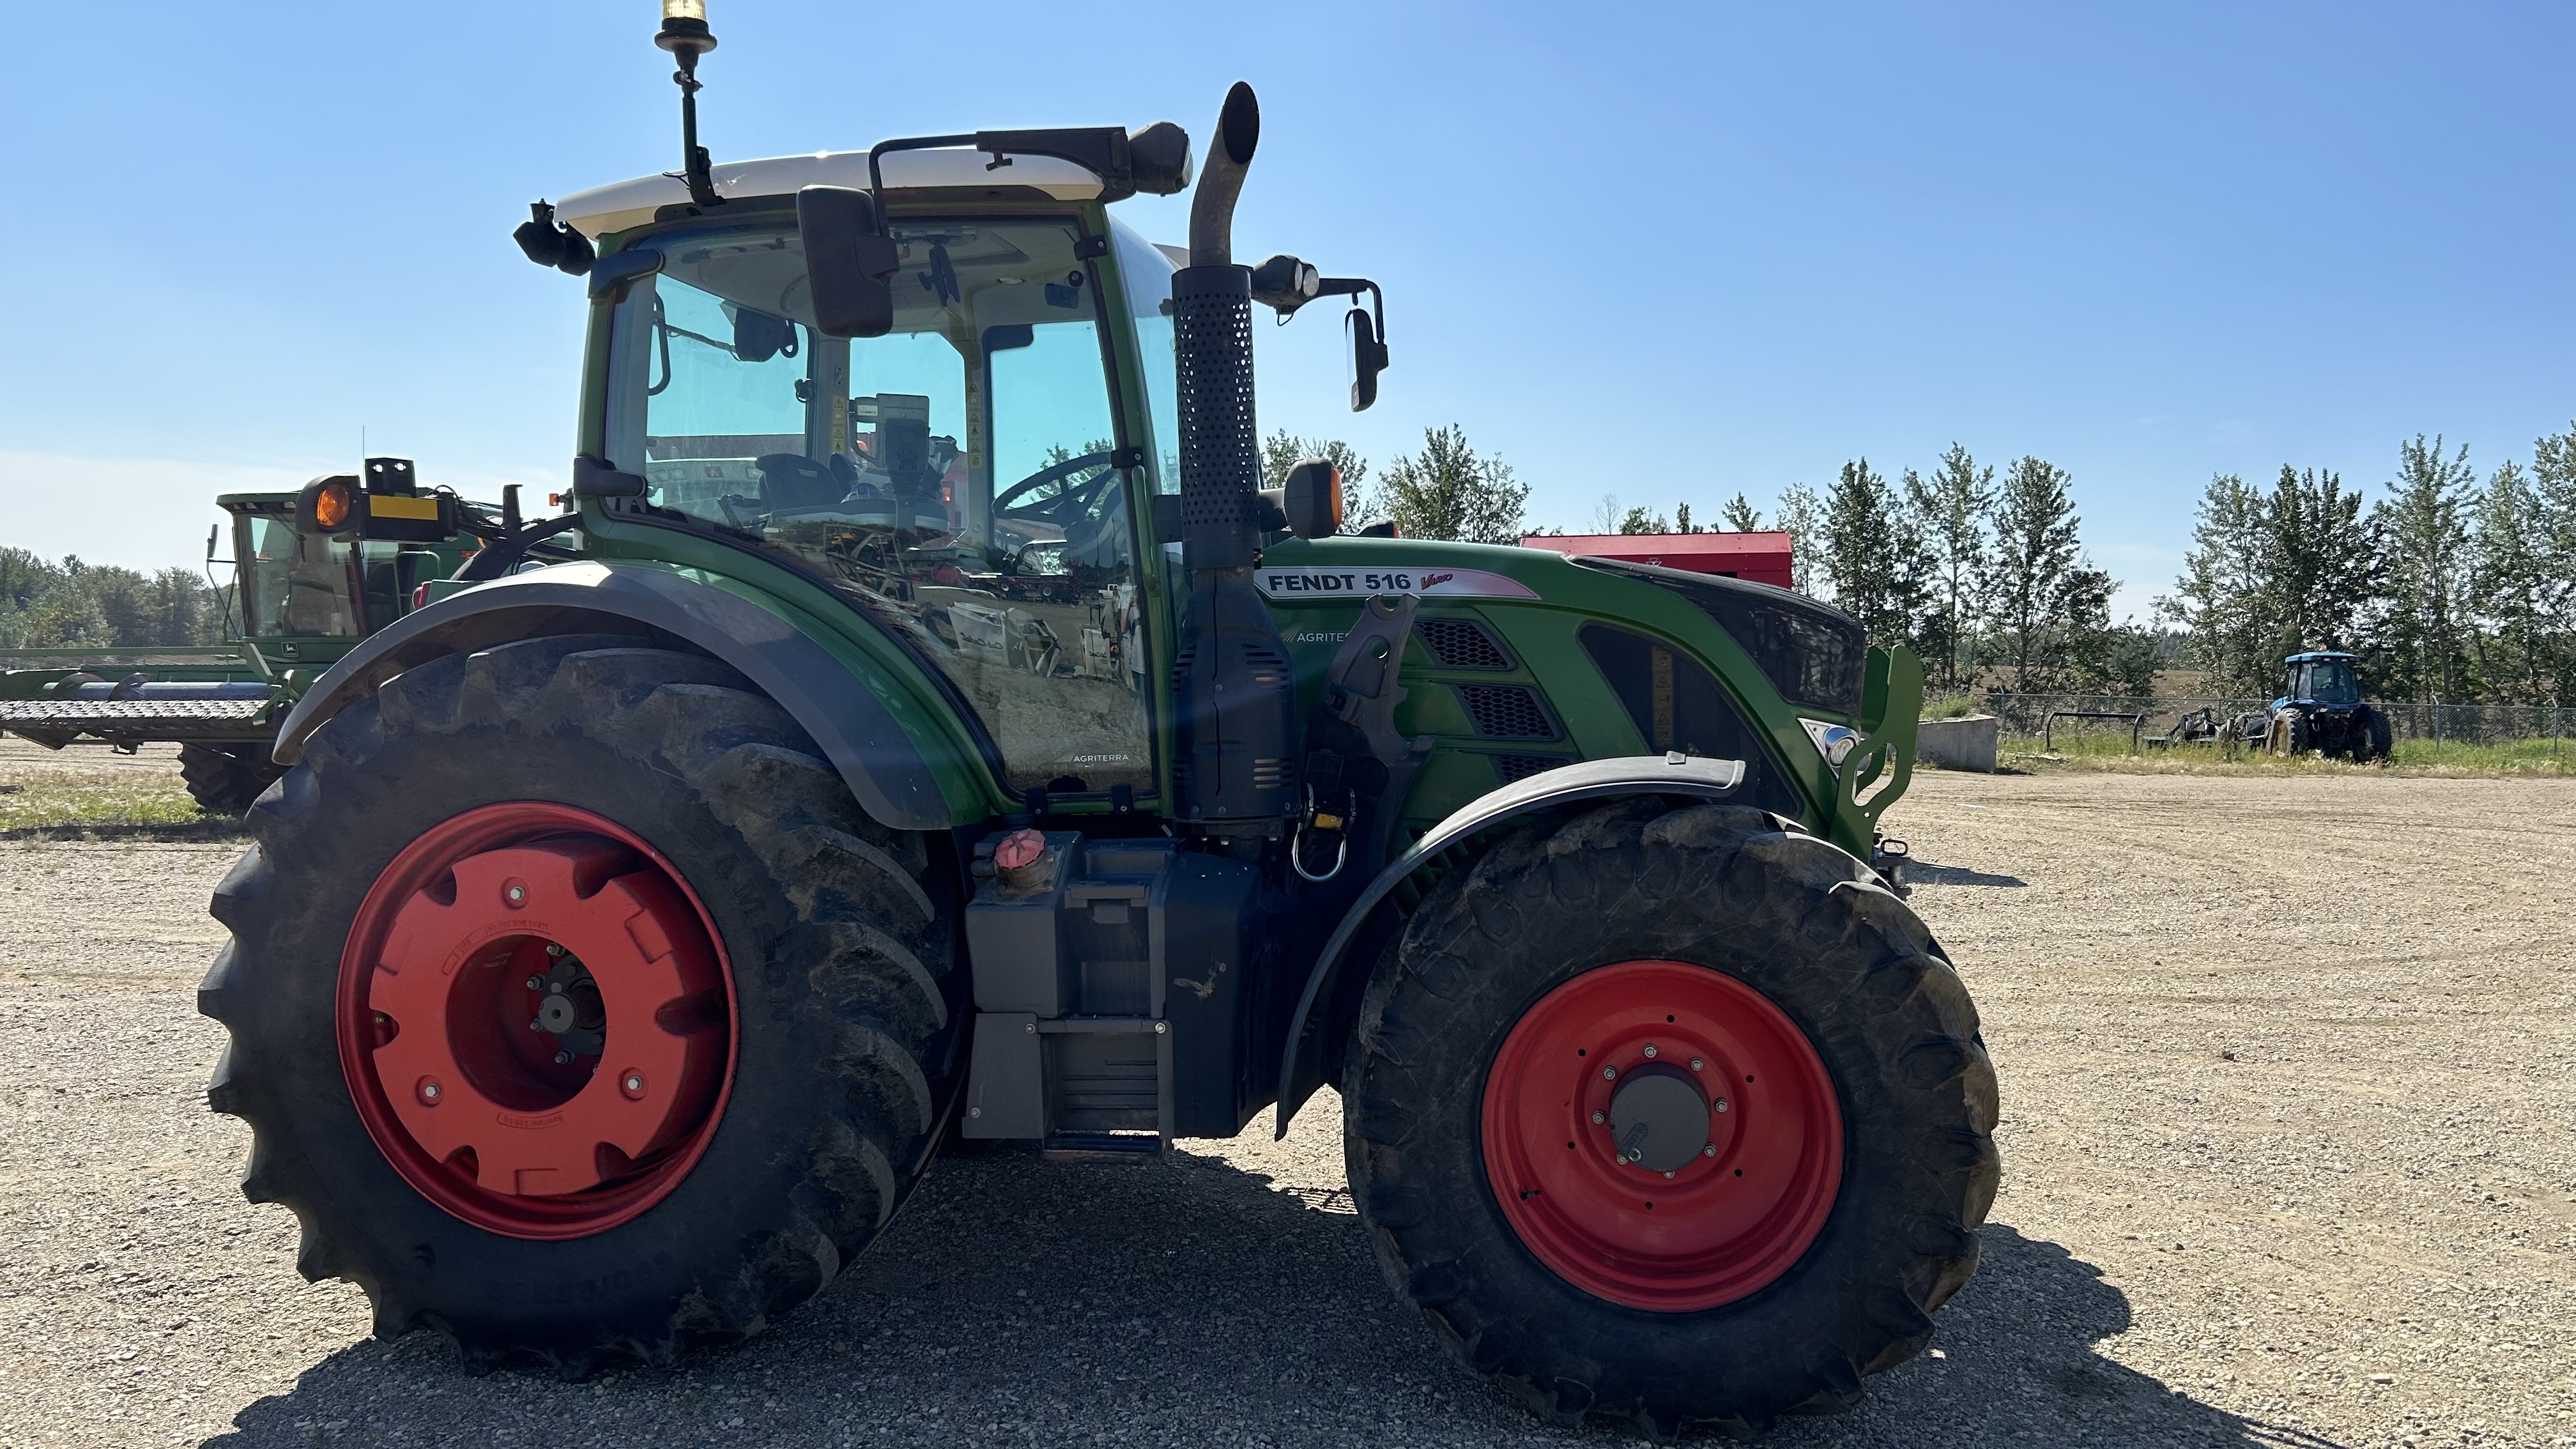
[{"x1": 602, "y1": 210, "x2": 1158, "y2": 801}]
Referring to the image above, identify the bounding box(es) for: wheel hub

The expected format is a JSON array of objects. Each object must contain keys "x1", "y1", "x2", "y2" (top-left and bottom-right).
[
  {"x1": 336, "y1": 802, "x2": 735, "y2": 1239},
  {"x1": 1606, "y1": 1068, "x2": 1710, "y2": 1172},
  {"x1": 1480, "y1": 960, "x2": 1844, "y2": 1312}
]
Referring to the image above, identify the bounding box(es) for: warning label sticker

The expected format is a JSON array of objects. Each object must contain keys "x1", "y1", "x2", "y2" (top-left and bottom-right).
[{"x1": 1252, "y1": 567, "x2": 1538, "y2": 601}]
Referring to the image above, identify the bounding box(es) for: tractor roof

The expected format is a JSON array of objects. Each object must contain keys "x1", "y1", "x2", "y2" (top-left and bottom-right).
[
  {"x1": 556, "y1": 150, "x2": 1110, "y2": 241},
  {"x1": 2287, "y1": 650, "x2": 2358, "y2": 663}
]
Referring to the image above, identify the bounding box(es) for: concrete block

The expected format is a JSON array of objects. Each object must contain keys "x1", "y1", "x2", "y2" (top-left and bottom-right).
[{"x1": 1917, "y1": 714, "x2": 1999, "y2": 772}]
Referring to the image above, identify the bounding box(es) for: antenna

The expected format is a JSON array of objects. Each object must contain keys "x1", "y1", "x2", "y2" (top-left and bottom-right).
[{"x1": 656, "y1": 2, "x2": 723, "y2": 210}]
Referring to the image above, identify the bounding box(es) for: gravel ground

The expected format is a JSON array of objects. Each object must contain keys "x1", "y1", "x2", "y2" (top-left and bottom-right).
[{"x1": 0, "y1": 765, "x2": 2570, "y2": 1446}]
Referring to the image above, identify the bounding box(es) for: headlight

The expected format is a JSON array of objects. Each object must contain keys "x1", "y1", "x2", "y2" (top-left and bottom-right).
[{"x1": 1799, "y1": 719, "x2": 1859, "y2": 769}]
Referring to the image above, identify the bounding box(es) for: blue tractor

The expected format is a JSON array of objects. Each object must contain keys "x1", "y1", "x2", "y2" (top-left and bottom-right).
[{"x1": 2244, "y1": 651, "x2": 2391, "y2": 761}]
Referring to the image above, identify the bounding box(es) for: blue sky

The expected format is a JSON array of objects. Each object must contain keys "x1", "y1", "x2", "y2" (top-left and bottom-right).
[{"x1": 2, "y1": 1, "x2": 2568, "y2": 621}]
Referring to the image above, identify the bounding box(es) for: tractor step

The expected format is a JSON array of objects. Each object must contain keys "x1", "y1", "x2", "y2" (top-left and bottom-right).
[
  {"x1": 1038, "y1": 1131, "x2": 1165, "y2": 1165},
  {"x1": 959, "y1": 831, "x2": 1266, "y2": 1144}
]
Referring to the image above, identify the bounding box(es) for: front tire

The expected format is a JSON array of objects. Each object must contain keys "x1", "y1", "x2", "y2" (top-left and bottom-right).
[
  {"x1": 1344, "y1": 800, "x2": 1998, "y2": 1436},
  {"x1": 179, "y1": 742, "x2": 283, "y2": 814},
  {"x1": 2268, "y1": 709, "x2": 2310, "y2": 756},
  {"x1": 198, "y1": 636, "x2": 962, "y2": 1372}
]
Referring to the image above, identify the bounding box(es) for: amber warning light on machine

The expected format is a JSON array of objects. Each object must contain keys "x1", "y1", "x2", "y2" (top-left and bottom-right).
[{"x1": 296, "y1": 475, "x2": 356, "y2": 535}]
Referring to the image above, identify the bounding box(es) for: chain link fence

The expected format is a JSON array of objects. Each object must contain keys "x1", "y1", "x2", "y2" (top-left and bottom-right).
[{"x1": 1979, "y1": 694, "x2": 2572, "y2": 746}]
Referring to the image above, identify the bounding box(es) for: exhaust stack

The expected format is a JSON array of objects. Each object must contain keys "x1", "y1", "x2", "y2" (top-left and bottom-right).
[
  {"x1": 1186, "y1": 83, "x2": 1259, "y2": 268},
  {"x1": 1169, "y1": 82, "x2": 1298, "y2": 831}
]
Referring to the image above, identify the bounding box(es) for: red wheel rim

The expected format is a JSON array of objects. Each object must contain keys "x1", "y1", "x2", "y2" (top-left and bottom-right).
[
  {"x1": 335, "y1": 802, "x2": 736, "y2": 1239},
  {"x1": 1481, "y1": 960, "x2": 1843, "y2": 1311}
]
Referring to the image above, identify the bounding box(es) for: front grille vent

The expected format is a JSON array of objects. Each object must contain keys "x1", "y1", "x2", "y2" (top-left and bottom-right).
[
  {"x1": 1489, "y1": 753, "x2": 1571, "y2": 784},
  {"x1": 1456, "y1": 684, "x2": 1559, "y2": 740},
  {"x1": 1418, "y1": 618, "x2": 1514, "y2": 671}
]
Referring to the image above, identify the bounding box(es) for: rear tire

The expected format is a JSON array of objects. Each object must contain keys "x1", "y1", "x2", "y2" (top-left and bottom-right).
[
  {"x1": 198, "y1": 636, "x2": 963, "y2": 1372},
  {"x1": 1344, "y1": 800, "x2": 1998, "y2": 1436},
  {"x1": 2362, "y1": 707, "x2": 2392, "y2": 762},
  {"x1": 180, "y1": 742, "x2": 282, "y2": 814}
]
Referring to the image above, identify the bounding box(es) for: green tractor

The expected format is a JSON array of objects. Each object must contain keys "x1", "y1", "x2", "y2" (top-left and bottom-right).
[
  {"x1": 199, "y1": 11, "x2": 1995, "y2": 1434},
  {"x1": 1, "y1": 476, "x2": 516, "y2": 811}
]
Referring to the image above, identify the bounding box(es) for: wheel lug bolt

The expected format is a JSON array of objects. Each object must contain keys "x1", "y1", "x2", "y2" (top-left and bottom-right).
[
  {"x1": 624, "y1": 1074, "x2": 646, "y2": 1096},
  {"x1": 1591, "y1": 1110, "x2": 1606, "y2": 1124},
  {"x1": 1701, "y1": 1143, "x2": 1717, "y2": 1157},
  {"x1": 553, "y1": 1050, "x2": 575, "y2": 1066},
  {"x1": 1715, "y1": 1098, "x2": 1730, "y2": 1113},
  {"x1": 505, "y1": 884, "x2": 526, "y2": 905},
  {"x1": 1662, "y1": 1170, "x2": 1675, "y2": 1179},
  {"x1": 1602, "y1": 1066, "x2": 1617, "y2": 1081},
  {"x1": 525, "y1": 976, "x2": 545, "y2": 991},
  {"x1": 1689, "y1": 1057, "x2": 1703, "y2": 1072},
  {"x1": 1641, "y1": 1044, "x2": 1658, "y2": 1059},
  {"x1": 418, "y1": 1080, "x2": 442, "y2": 1104},
  {"x1": 529, "y1": 1018, "x2": 545, "y2": 1032},
  {"x1": 546, "y1": 944, "x2": 565, "y2": 957}
]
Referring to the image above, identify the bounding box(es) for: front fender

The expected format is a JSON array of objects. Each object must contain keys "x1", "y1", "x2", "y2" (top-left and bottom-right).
[
  {"x1": 270, "y1": 562, "x2": 953, "y2": 832},
  {"x1": 1272, "y1": 753, "x2": 1747, "y2": 1138}
]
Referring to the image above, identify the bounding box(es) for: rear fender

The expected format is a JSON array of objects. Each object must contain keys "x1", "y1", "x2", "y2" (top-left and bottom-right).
[
  {"x1": 270, "y1": 562, "x2": 953, "y2": 831},
  {"x1": 1271, "y1": 753, "x2": 1749, "y2": 1137}
]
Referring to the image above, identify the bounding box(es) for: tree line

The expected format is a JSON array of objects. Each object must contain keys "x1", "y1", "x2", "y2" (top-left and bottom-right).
[
  {"x1": 0, "y1": 549, "x2": 228, "y2": 652},
  {"x1": 2159, "y1": 426, "x2": 2576, "y2": 705},
  {"x1": 1602, "y1": 447, "x2": 2149, "y2": 694}
]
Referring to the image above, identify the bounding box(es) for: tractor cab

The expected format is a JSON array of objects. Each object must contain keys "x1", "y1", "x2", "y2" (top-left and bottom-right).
[
  {"x1": 220, "y1": 486, "x2": 499, "y2": 675},
  {"x1": 2282, "y1": 651, "x2": 2360, "y2": 709},
  {"x1": 556, "y1": 160, "x2": 1177, "y2": 797}
]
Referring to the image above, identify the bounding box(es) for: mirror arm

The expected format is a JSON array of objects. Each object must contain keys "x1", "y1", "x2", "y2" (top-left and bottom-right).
[{"x1": 1316, "y1": 277, "x2": 1386, "y2": 337}]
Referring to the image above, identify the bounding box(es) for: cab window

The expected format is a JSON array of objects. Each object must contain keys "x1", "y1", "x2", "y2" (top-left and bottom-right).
[
  {"x1": 602, "y1": 219, "x2": 1153, "y2": 797},
  {"x1": 239, "y1": 512, "x2": 360, "y2": 638}
]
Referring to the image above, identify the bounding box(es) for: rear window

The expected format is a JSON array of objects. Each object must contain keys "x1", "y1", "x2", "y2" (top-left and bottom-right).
[{"x1": 1573, "y1": 558, "x2": 1866, "y2": 717}]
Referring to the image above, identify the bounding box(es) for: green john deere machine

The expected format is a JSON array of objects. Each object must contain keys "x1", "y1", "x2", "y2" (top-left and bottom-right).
[
  {"x1": 199, "y1": 9, "x2": 1996, "y2": 1434},
  {"x1": 1, "y1": 476, "x2": 511, "y2": 810}
]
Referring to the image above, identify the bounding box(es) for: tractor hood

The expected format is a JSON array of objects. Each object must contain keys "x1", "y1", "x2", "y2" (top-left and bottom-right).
[{"x1": 1253, "y1": 537, "x2": 1869, "y2": 721}]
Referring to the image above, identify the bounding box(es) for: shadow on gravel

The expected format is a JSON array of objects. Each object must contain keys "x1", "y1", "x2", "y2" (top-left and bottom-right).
[
  {"x1": 204, "y1": 1160, "x2": 2295, "y2": 1447},
  {"x1": 1905, "y1": 860, "x2": 2028, "y2": 888}
]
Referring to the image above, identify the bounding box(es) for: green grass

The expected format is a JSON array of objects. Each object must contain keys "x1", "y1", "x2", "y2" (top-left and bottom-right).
[
  {"x1": 2386, "y1": 737, "x2": 2575, "y2": 774},
  {"x1": 1998, "y1": 727, "x2": 2573, "y2": 778},
  {"x1": 1920, "y1": 695, "x2": 1986, "y2": 721},
  {"x1": 0, "y1": 753, "x2": 244, "y2": 837}
]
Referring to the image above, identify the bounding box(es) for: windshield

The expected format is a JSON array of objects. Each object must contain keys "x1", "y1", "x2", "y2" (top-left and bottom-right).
[
  {"x1": 2304, "y1": 659, "x2": 2358, "y2": 705},
  {"x1": 602, "y1": 218, "x2": 1153, "y2": 797},
  {"x1": 238, "y1": 510, "x2": 360, "y2": 638}
]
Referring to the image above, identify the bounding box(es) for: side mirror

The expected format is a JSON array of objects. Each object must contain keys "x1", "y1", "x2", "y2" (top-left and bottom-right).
[
  {"x1": 797, "y1": 185, "x2": 898, "y2": 339},
  {"x1": 1345, "y1": 306, "x2": 1388, "y2": 412},
  {"x1": 732, "y1": 306, "x2": 795, "y2": 363},
  {"x1": 1278, "y1": 458, "x2": 1344, "y2": 539}
]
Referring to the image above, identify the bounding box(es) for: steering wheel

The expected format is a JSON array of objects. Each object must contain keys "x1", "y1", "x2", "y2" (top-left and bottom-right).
[{"x1": 993, "y1": 451, "x2": 1119, "y2": 526}]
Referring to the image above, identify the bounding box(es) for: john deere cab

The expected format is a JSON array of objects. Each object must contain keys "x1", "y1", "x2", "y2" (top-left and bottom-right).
[
  {"x1": 0, "y1": 476, "x2": 508, "y2": 813},
  {"x1": 197, "y1": 8, "x2": 1994, "y2": 1435},
  {"x1": 2253, "y1": 650, "x2": 2391, "y2": 762}
]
